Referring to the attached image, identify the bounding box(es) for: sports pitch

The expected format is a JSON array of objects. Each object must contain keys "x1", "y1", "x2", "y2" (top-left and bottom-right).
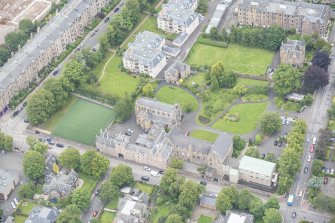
[{"x1": 51, "y1": 98, "x2": 115, "y2": 145}]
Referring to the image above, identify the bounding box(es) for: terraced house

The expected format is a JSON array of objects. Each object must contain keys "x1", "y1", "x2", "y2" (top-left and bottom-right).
[
  {"x1": 237, "y1": 0, "x2": 330, "y2": 36},
  {"x1": 0, "y1": 0, "x2": 109, "y2": 116},
  {"x1": 157, "y1": 0, "x2": 199, "y2": 34}
]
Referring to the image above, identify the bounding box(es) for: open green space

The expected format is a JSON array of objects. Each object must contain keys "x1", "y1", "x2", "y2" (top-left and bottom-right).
[
  {"x1": 183, "y1": 72, "x2": 207, "y2": 90},
  {"x1": 78, "y1": 173, "x2": 99, "y2": 193},
  {"x1": 190, "y1": 130, "x2": 218, "y2": 142},
  {"x1": 241, "y1": 93, "x2": 268, "y2": 102},
  {"x1": 328, "y1": 119, "x2": 335, "y2": 131},
  {"x1": 150, "y1": 204, "x2": 171, "y2": 223},
  {"x1": 237, "y1": 78, "x2": 269, "y2": 87},
  {"x1": 14, "y1": 215, "x2": 27, "y2": 223},
  {"x1": 49, "y1": 98, "x2": 115, "y2": 145},
  {"x1": 135, "y1": 182, "x2": 154, "y2": 195},
  {"x1": 155, "y1": 86, "x2": 198, "y2": 112},
  {"x1": 187, "y1": 44, "x2": 274, "y2": 75},
  {"x1": 14, "y1": 202, "x2": 38, "y2": 223},
  {"x1": 100, "y1": 212, "x2": 116, "y2": 223},
  {"x1": 212, "y1": 102, "x2": 268, "y2": 133},
  {"x1": 198, "y1": 215, "x2": 213, "y2": 223},
  {"x1": 198, "y1": 89, "x2": 239, "y2": 124}
]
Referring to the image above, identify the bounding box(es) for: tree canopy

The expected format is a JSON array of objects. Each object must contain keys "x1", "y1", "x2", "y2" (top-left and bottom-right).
[
  {"x1": 81, "y1": 150, "x2": 109, "y2": 177},
  {"x1": 259, "y1": 112, "x2": 282, "y2": 136},
  {"x1": 0, "y1": 131, "x2": 13, "y2": 152},
  {"x1": 311, "y1": 50, "x2": 331, "y2": 70},
  {"x1": 23, "y1": 150, "x2": 45, "y2": 181},
  {"x1": 59, "y1": 148, "x2": 81, "y2": 171},
  {"x1": 71, "y1": 188, "x2": 91, "y2": 210},
  {"x1": 56, "y1": 204, "x2": 81, "y2": 223},
  {"x1": 303, "y1": 64, "x2": 329, "y2": 92},
  {"x1": 273, "y1": 64, "x2": 302, "y2": 97},
  {"x1": 109, "y1": 164, "x2": 134, "y2": 188}
]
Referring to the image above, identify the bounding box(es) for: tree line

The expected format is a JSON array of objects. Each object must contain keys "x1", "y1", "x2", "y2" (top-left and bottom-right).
[
  {"x1": 277, "y1": 120, "x2": 307, "y2": 194},
  {"x1": 216, "y1": 186, "x2": 282, "y2": 223},
  {"x1": 0, "y1": 131, "x2": 13, "y2": 152}
]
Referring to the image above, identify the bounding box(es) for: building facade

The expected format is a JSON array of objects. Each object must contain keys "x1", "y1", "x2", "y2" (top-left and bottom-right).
[
  {"x1": 237, "y1": 0, "x2": 330, "y2": 36},
  {"x1": 164, "y1": 61, "x2": 191, "y2": 84},
  {"x1": 157, "y1": 0, "x2": 200, "y2": 35},
  {"x1": 135, "y1": 97, "x2": 182, "y2": 130},
  {"x1": 238, "y1": 156, "x2": 278, "y2": 187},
  {"x1": 122, "y1": 31, "x2": 167, "y2": 78},
  {"x1": 0, "y1": 0, "x2": 110, "y2": 116},
  {"x1": 0, "y1": 169, "x2": 20, "y2": 201},
  {"x1": 280, "y1": 40, "x2": 306, "y2": 67}
]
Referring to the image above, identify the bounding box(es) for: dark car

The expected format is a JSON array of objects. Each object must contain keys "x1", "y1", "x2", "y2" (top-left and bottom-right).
[
  {"x1": 261, "y1": 153, "x2": 266, "y2": 159},
  {"x1": 304, "y1": 167, "x2": 308, "y2": 174},
  {"x1": 49, "y1": 141, "x2": 55, "y2": 145},
  {"x1": 56, "y1": 143, "x2": 64, "y2": 148},
  {"x1": 274, "y1": 139, "x2": 278, "y2": 146},
  {"x1": 23, "y1": 101, "x2": 27, "y2": 107},
  {"x1": 12, "y1": 111, "x2": 19, "y2": 117},
  {"x1": 38, "y1": 138, "x2": 45, "y2": 142},
  {"x1": 291, "y1": 212, "x2": 296, "y2": 218},
  {"x1": 52, "y1": 70, "x2": 59, "y2": 76},
  {"x1": 35, "y1": 130, "x2": 40, "y2": 134},
  {"x1": 200, "y1": 181, "x2": 207, "y2": 186},
  {"x1": 95, "y1": 189, "x2": 100, "y2": 196},
  {"x1": 104, "y1": 17, "x2": 110, "y2": 22},
  {"x1": 114, "y1": 7, "x2": 119, "y2": 13},
  {"x1": 24, "y1": 119, "x2": 29, "y2": 123},
  {"x1": 159, "y1": 170, "x2": 164, "y2": 174},
  {"x1": 141, "y1": 176, "x2": 149, "y2": 181}
]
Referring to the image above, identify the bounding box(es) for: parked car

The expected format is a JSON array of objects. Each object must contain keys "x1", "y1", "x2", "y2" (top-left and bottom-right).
[
  {"x1": 331, "y1": 169, "x2": 334, "y2": 175},
  {"x1": 114, "y1": 7, "x2": 119, "y2": 13},
  {"x1": 49, "y1": 141, "x2": 55, "y2": 145},
  {"x1": 92, "y1": 211, "x2": 98, "y2": 217},
  {"x1": 310, "y1": 144, "x2": 314, "y2": 153},
  {"x1": 285, "y1": 120, "x2": 290, "y2": 126},
  {"x1": 141, "y1": 176, "x2": 149, "y2": 181},
  {"x1": 274, "y1": 139, "x2": 278, "y2": 146},
  {"x1": 282, "y1": 119, "x2": 285, "y2": 125},
  {"x1": 278, "y1": 141, "x2": 282, "y2": 147},
  {"x1": 95, "y1": 189, "x2": 100, "y2": 196},
  {"x1": 56, "y1": 143, "x2": 64, "y2": 148},
  {"x1": 159, "y1": 170, "x2": 164, "y2": 174},
  {"x1": 24, "y1": 119, "x2": 29, "y2": 123},
  {"x1": 35, "y1": 130, "x2": 40, "y2": 134},
  {"x1": 324, "y1": 176, "x2": 329, "y2": 184},
  {"x1": 307, "y1": 155, "x2": 311, "y2": 162},
  {"x1": 23, "y1": 101, "x2": 27, "y2": 107},
  {"x1": 200, "y1": 181, "x2": 207, "y2": 186},
  {"x1": 143, "y1": 166, "x2": 151, "y2": 171},
  {"x1": 104, "y1": 17, "x2": 110, "y2": 22},
  {"x1": 304, "y1": 167, "x2": 308, "y2": 174},
  {"x1": 291, "y1": 212, "x2": 297, "y2": 218},
  {"x1": 12, "y1": 111, "x2": 19, "y2": 117},
  {"x1": 120, "y1": 1, "x2": 124, "y2": 6},
  {"x1": 13, "y1": 198, "x2": 18, "y2": 205},
  {"x1": 52, "y1": 70, "x2": 59, "y2": 76},
  {"x1": 261, "y1": 153, "x2": 266, "y2": 159},
  {"x1": 298, "y1": 190, "x2": 303, "y2": 197},
  {"x1": 10, "y1": 202, "x2": 16, "y2": 209}
]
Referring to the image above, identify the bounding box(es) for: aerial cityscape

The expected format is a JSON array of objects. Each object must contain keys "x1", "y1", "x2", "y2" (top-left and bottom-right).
[{"x1": 0, "y1": 0, "x2": 335, "y2": 222}]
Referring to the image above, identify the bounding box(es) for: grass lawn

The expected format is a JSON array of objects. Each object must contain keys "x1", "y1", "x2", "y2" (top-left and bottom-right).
[
  {"x1": 50, "y1": 98, "x2": 115, "y2": 145},
  {"x1": 107, "y1": 195, "x2": 120, "y2": 209},
  {"x1": 198, "y1": 215, "x2": 213, "y2": 223},
  {"x1": 190, "y1": 130, "x2": 218, "y2": 142},
  {"x1": 100, "y1": 211, "x2": 116, "y2": 223},
  {"x1": 237, "y1": 78, "x2": 269, "y2": 87},
  {"x1": 198, "y1": 89, "x2": 239, "y2": 124},
  {"x1": 14, "y1": 215, "x2": 27, "y2": 223},
  {"x1": 78, "y1": 173, "x2": 99, "y2": 193},
  {"x1": 155, "y1": 86, "x2": 198, "y2": 112},
  {"x1": 328, "y1": 119, "x2": 335, "y2": 131},
  {"x1": 17, "y1": 202, "x2": 38, "y2": 216},
  {"x1": 151, "y1": 205, "x2": 171, "y2": 223},
  {"x1": 84, "y1": 55, "x2": 141, "y2": 98},
  {"x1": 135, "y1": 182, "x2": 154, "y2": 195},
  {"x1": 187, "y1": 44, "x2": 274, "y2": 75},
  {"x1": 242, "y1": 93, "x2": 268, "y2": 102},
  {"x1": 212, "y1": 102, "x2": 268, "y2": 133},
  {"x1": 183, "y1": 72, "x2": 207, "y2": 90}
]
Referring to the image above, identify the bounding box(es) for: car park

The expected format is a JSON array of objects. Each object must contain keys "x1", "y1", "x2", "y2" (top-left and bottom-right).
[
  {"x1": 141, "y1": 176, "x2": 149, "y2": 181},
  {"x1": 304, "y1": 167, "x2": 308, "y2": 174},
  {"x1": 324, "y1": 176, "x2": 328, "y2": 184},
  {"x1": 56, "y1": 143, "x2": 64, "y2": 148},
  {"x1": 200, "y1": 181, "x2": 207, "y2": 186}
]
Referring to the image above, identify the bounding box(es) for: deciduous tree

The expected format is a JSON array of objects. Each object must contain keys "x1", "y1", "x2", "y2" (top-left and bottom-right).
[
  {"x1": 18, "y1": 182, "x2": 36, "y2": 199},
  {"x1": 44, "y1": 78, "x2": 69, "y2": 110},
  {"x1": 71, "y1": 188, "x2": 91, "y2": 210},
  {"x1": 263, "y1": 208, "x2": 282, "y2": 223},
  {"x1": 62, "y1": 60, "x2": 86, "y2": 88},
  {"x1": 99, "y1": 181, "x2": 119, "y2": 203},
  {"x1": 169, "y1": 157, "x2": 184, "y2": 169},
  {"x1": 56, "y1": 204, "x2": 81, "y2": 223},
  {"x1": 273, "y1": 64, "x2": 301, "y2": 97},
  {"x1": 59, "y1": 148, "x2": 81, "y2": 171},
  {"x1": 311, "y1": 159, "x2": 324, "y2": 177},
  {"x1": 23, "y1": 150, "x2": 45, "y2": 181},
  {"x1": 259, "y1": 112, "x2": 282, "y2": 136},
  {"x1": 311, "y1": 50, "x2": 331, "y2": 70},
  {"x1": 166, "y1": 214, "x2": 183, "y2": 223},
  {"x1": 0, "y1": 131, "x2": 13, "y2": 152},
  {"x1": 142, "y1": 83, "x2": 154, "y2": 98},
  {"x1": 216, "y1": 193, "x2": 232, "y2": 214},
  {"x1": 27, "y1": 89, "x2": 55, "y2": 125},
  {"x1": 237, "y1": 189, "x2": 254, "y2": 211},
  {"x1": 248, "y1": 197, "x2": 264, "y2": 219},
  {"x1": 109, "y1": 164, "x2": 134, "y2": 188},
  {"x1": 264, "y1": 197, "x2": 280, "y2": 210},
  {"x1": 81, "y1": 150, "x2": 109, "y2": 177},
  {"x1": 303, "y1": 65, "x2": 329, "y2": 92},
  {"x1": 178, "y1": 180, "x2": 203, "y2": 210},
  {"x1": 160, "y1": 168, "x2": 185, "y2": 202}
]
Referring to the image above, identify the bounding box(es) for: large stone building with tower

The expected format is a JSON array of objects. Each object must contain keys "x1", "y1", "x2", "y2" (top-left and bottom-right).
[{"x1": 280, "y1": 40, "x2": 306, "y2": 67}]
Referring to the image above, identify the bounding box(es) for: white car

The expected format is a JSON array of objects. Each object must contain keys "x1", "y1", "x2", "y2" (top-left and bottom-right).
[
  {"x1": 307, "y1": 155, "x2": 311, "y2": 162},
  {"x1": 11, "y1": 202, "x2": 16, "y2": 209},
  {"x1": 143, "y1": 166, "x2": 151, "y2": 171},
  {"x1": 306, "y1": 138, "x2": 310, "y2": 142},
  {"x1": 298, "y1": 190, "x2": 303, "y2": 197},
  {"x1": 331, "y1": 169, "x2": 334, "y2": 175},
  {"x1": 13, "y1": 198, "x2": 18, "y2": 205}
]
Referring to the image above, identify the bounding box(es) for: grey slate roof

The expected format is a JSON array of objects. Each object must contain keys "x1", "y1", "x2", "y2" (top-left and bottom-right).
[
  {"x1": 136, "y1": 97, "x2": 179, "y2": 114},
  {"x1": 24, "y1": 206, "x2": 59, "y2": 223},
  {"x1": 200, "y1": 195, "x2": 216, "y2": 207},
  {"x1": 159, "y1": 3, "x2": 198, "y2": 26},
  {"x1": 124, "y1": 31, "x2": 165, "y2": 67},
  {"x1": 0, "y1": 0, "x2": 99, "y2": 92},
  {"x1": 43, "y1": 170, "x2": 78, "y2": 197},
  {"x1": 0, "y1": 169, "x2": 20, "y2": 198},
  {"x1": 239, "y1": 0, "x2": 328, "y2": 23}
]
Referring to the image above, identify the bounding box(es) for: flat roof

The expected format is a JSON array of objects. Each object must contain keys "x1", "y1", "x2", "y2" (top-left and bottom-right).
[
  {"x1": 121, "y1": 200, "x2": 137, "y2": 215},
  {"x1": 227, "y1": 213, "x2": 247, "y2": 223},
  {"x1": 239, "y1": 156, "x2": 276, "y2": 176}
]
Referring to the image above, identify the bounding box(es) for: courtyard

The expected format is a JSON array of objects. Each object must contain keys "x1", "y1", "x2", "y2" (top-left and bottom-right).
[
  {"x1": 42, "y1": 97, "x2": 115, "y2": 145},
  {"x1": 187, "y1": 44, "x2": 274, "y2": 75}
]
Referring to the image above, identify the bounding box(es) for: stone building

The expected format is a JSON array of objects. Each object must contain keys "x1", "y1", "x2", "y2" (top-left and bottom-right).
[
  {"x1": 164, "y1": 61, "x2": 191, "y2": 84},
  {"x1": 135, "y1": 97, "x2": 182, "y2": 130},
  {"x1": 280, "y1": 40, "x2": 306, "y2": 67},
  {"x1": 96, "y1": 126, "x2": 173, "y2": 169},
  {"x1": 237, "y1": 0, "x2": 330, "y2": 36},
  {"x1": 24, "y1": 206, "x2": 59, "y2": 223},
  {"x1": 238, "y1": 156, "x2": 278, "y2": 187},
  {"x1": 157, "y1": 0, "x2": 199, "y2": 34},
  {"x1": 0, "y1": 0, "x2": 110, "y2": 116},
  {"x1": 0, "y1": 169, "x2": 20, "y2": 201},
  {"x1": 122, "y1": 31, "x2": 167, "y2": 78}
]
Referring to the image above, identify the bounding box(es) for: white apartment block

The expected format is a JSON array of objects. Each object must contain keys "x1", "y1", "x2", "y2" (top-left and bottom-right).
[
  {"x1": 157, "y1": 0, "x2": 199, "y2": 34},
  {"x1": 123, "y1": 31, "x2": 167, "y2": 78},
  {"x1": 0, "y1": 0, "x2": 109, "y2": 116}
]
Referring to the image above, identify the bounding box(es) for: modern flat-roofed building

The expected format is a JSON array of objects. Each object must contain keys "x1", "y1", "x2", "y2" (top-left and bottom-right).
[
  {"x1": 237, "y1": 0, "x2": 330, "y2": 36},
  {"x1": 0, "y1": 0, "x2": 109, "y2": 116},
  {"x1": 280, "y1": 40, "x2": 306, "y2": 67},
  {"x1": 122, "y1": 31, "x2": 167, "y2": 78},
  {"x1": 157, "y1": 0, "x2": 200, "y2": 34},
  {"x1": 135, "y1": 97, "x2": 182, "y2": 130},
  {"x1": 0, "y1": 169, "x2": 20, "y2": 201},
  {"x1": 238, "y1": 156, "x2": 277, "y2": 187}
]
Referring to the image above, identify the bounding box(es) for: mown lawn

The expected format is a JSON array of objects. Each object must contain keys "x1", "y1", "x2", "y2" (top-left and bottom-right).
[
  {"x1": 213, "y1": 102, "x2": 268, "y2": 133},
  {"x1": 187, "y1": 44, "x2": 274, "y2": 75},
  {"x1": 17, "y1": 202, "x2": 38, "y2": 216},
  {"x1": 135, "y1": 182, "x2": 154, "y2": 195},
  {"x1": 100, "y1": 212, "x2": 116, "y2": 223},
  {"x1": 78, "y1": 173, "x2": 99, "y2": 193},
  {"x1": 190, "y1": 130, "x2": 218, "y2": 142},
  {"x1": 150, "y1": 205, "x2": 171, "y2": 223},
  {"x1": 237, "y1": 78, "x2": 269, "y2": 87},
  {"x1": 198, "y1": 215, "x2": 213, "y2": 223},
  {"x1": 183, "y1": 72, "x2": 207, "y2": 90},
  {"x1": 14, "y1": 215, "x2": 27, "y2": 223},
  {"x1": 241, "y1": 93, "x2": 268, "y2": 102},
  {"x1": 155, "y1": 86, "x2": 198, "y2": 112},
  {"x1": 51, "y1": 98, "x2": 115, "y2": 145}
]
